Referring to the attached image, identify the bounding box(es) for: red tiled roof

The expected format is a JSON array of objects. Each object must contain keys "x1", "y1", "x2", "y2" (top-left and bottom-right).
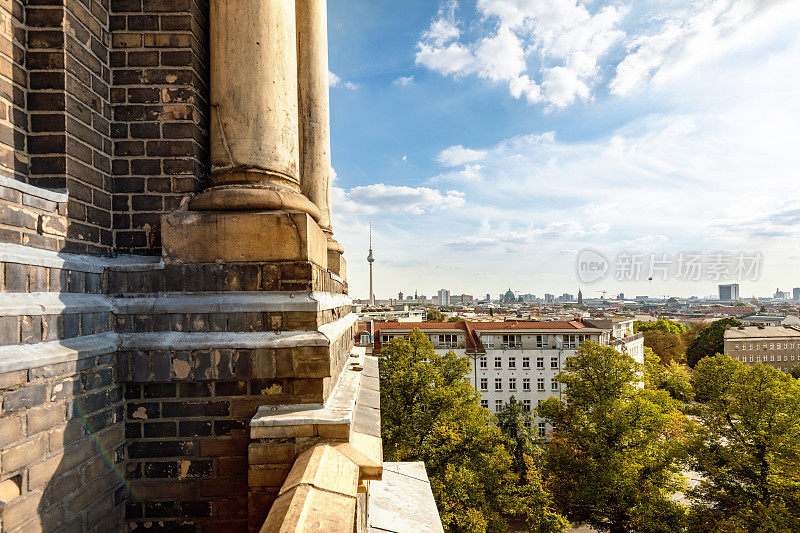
[
  {"x1": 471, "y1": 320, "x2": 587, "y2": 330},
  {"x1": 371, "y1": 320, "x2": 595, "y2": 354}
]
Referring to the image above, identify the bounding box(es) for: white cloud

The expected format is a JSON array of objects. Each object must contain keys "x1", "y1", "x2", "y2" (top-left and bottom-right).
[
  {"x1": 436, "y1": 144, "x2": 487, "y2": 166},
  {"x1": 393, "y1": 75, "x2": 415, "y2": 87},
  {"x1": 334, "y1": 184, "x2": 465, "y2": 216},
  {"x1": 610, "y1": 1, "x2": 779, "y2": 95},
  {"x1": 328, "y1": 70, "x2": 358, "y2": 90},
  {"x1": 416, "y1": 0, "x2": 625, "y2": 108}
]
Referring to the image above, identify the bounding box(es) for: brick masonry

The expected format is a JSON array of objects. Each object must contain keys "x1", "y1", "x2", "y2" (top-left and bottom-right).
[
  {"x1": 110, "y1": 0, "x2": 209, "y2": 255},
  {"x1": 0, "y1": 1, "x2": 353, "y2": 531}
]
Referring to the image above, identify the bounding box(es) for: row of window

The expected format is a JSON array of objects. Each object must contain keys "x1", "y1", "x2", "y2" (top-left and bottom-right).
[
  {"x1": 479, "y1": 399, "x2": 549, "y2": 435},
  {"x1": 734, "y1": 353, "x2": 797, "y2": 363},
  {"x1": 479, "y1": 356, "x2": 559, "y2": 370},
  {"x1": 479, "y1": 377, "x2": 559, "y2": 392},
  {"x1": 733, "y1": 341, "x2": 798, "y2": 351},
  {"x1": 483, "y1": 334, "x2": 593, "y2": 349}
]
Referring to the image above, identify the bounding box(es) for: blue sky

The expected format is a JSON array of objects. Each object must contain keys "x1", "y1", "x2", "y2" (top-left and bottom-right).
[{"x1": 325, "y1": 0, "x2": 800, "y2": 301}]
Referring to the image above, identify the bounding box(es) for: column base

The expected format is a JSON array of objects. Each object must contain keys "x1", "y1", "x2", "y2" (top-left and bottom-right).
[
  {"x1": 189, "y1": 184, "x2": 321, "y2": 222},
  {"x1": 326, "y1": 238, "x2": 346, "y2": 279},
  {"x1": 162, "y1": 209, "x2": 328, "y2": 267}
]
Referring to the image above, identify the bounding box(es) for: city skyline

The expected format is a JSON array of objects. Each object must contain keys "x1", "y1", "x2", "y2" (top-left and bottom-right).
[{"x1": 326, "y1": 0, "x2": 800, "y2": 299}]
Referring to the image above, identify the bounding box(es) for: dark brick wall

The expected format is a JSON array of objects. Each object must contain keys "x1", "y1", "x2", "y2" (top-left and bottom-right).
[
  {"x1": 0, "y1": 1, "x2": 27, "y2": 183},
  {"x1": 0, "y1": 358, "x2": 125, "y2": 533},
  {"x1": 26, "y1": 0, "x2": 114, "y2": 255},
  {"x1": 110, "y1": 0, "x2": 209, "y2": 255},
  {"x1": 0, "y1": 183, "x2": 67, "y2": 250}
]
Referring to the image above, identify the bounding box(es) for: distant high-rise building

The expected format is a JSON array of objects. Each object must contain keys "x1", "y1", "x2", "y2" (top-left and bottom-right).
[
  {"x1": 618, "y1": 293, "x2": 625, "y2": 300},
  {"x1": 577, "y1": 289, "x2": 583, "y2": 305},
  {"x1": 398, "y1": 291, "x2": 403, "y2": 301},
  {"x1": 794, "y1": 288, "x2": 800, "y2": 301},
  {"x1": 485, "y1": 293, "x2": 491, "y2": 302},
  {"x1": 438, "y1": 289, "x2": 451, "y2": 306},
  {"x1": 719, "y1": 283, "x2": 739, "y2": 301},
  {"x1": 544, "y1": 293, "x2": 554, "y2": 302}
]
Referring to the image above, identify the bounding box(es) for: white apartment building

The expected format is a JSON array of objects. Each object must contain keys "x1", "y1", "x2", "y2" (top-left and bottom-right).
[{"x1": 369, "y1": 319, "x2": 644, "y2": 437}]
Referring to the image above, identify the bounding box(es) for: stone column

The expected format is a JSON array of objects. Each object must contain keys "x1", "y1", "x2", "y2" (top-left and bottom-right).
[
  {"x1": 190, "y1": 0, "x2": 319, "y2": 220},
  {"x1": 296, "y1": 0, "x2": 332, "y2": 234},
  {"x1": 296, "y1": 0, "x2": 346, "y2": 277}
]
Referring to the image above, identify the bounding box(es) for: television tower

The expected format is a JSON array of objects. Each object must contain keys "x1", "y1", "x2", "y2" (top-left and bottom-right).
[{"x1": 367, "y1": 222, "x2": 375, "y2": 306}]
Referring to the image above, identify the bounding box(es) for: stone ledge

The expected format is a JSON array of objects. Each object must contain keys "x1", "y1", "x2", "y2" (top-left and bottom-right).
[
  {"x1": 0, "y1": 332, "x2": 118, "y2": 374},
  {"x1": 0, "y1": 242, "x2": 162, "y2": 274},
  {"x1": 367, "y1": 462, "x2": 444, "y2": 533},
  {"x1": 114, "y1": 291, "x2": 352, "y2": 314},
  {"x1": 0, "y1": 175, "x2": 67, "y2": 203},
  {"x1": 119, "y1": 311, "x2": 356, "y2": 352},
  {"x1": 250, "y1": 346, "x2": 366, "y2": 437},
  {"x1": 0, "y1": 292, "x2": 111, "y2": 316}
]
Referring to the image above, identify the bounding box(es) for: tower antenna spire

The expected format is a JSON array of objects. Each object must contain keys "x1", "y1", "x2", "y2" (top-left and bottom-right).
[{"x1": 367, "y1": 222, "x2": 375, "y2": 306}]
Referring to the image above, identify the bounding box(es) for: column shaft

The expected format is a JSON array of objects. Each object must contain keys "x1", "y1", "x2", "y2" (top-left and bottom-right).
[
  {"x1": 191, "y1": 0, "x2": 319, "y2": 219},
  {"x1": 296, "y1": 0, "x2": 333, "y2": 234}
]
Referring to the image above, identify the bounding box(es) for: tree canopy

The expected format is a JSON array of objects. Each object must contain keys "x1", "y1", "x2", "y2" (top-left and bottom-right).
[
  {"x1": 380, "y1": 329, "x2": 568, "y2": 532},
  {"x1": 635, "y1": 319, "x2": 688, "y2": 364},
  {"x1": 644, "y1": 347, "x2": 693, "y2": 402},
  {"x1": 685, "y1": 318, "x2": 742, "y2": 368},
  {"x1": 688, "y1": 355, "x2": 800, "y2": 531},
  {"x1": 426, "y1": 309, "x2": 446, "y2": 322},
  {"x1": 539, "y1": 341, "x2": 688, "y2": 533}
]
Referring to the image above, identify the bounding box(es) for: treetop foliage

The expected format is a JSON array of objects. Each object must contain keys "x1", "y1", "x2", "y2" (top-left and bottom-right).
[{"x1": 685, "y1": 318, "x2": 742, "y2": 368}]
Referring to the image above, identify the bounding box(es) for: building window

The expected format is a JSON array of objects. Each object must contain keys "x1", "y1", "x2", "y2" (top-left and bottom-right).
[
  {"x1": 537, "y1": 357, "x2": 544, "y2": 369},
  {"x1": 502, "y1": 334, "x2": 521, "y2": 348},
  {"x1": 550, "y1": 357, "x2": 558, "y2": 369},
  {"x1": 551, "y1": 380, "x2": 559, "y2": 391},
  {"x1": 494, "y1": 357, "x2": 502, "y2": 369},
  {"x1": 480, "y1": 399, "x2": 488, "y2": 409},
  {"x1": 480, "y1": 378, "x2": 488, "y2": 391},
  {"x1": 495, "y1": 378, "x2": 502, "y2": 391},
  {"x1": 538, "y1": 422, "x2": 546, "y2": 437},
  {"x1": 770, "y1": 343, "x2": 774, "y2": 350},
  {"x1": 524, "y1": 419, "x2": 531, "y2": 429},
  {"x1": 770, "y1": 354, "x2": 775, "y2": 362},
  {"x1": 562, "y1": 335, "x2": 576, "y2": 349},
  {"x1": 495, "y1": 400, "x2": 503, "y2": 412},
  {"x1": 522, "y1": 357, "x2": 530, "y2": 369},
  {"x1": 523, "y1": 399, "x2": 531, "y2": 412},
  {"x1": 537, "y1": 378, "x2": 545, "y2": 391},
  {"x1": 523, "y1": 378, "x2": 531, "y2": 391},
  {"x1": 509, "y1": 378, "x2": 516, "y2": 391},
  {"x1": 438, "y1": 334, "x2": 458, "y2": 347},
  {"x1": 479, "y1": 357, "x2": 487, "y2": 368},
  {"x1": 749, "y1": 355, "x2": 753, "y2": 362},
  {"x1": 508, "y1": 357, "x2": 516, "y2": 369},
  {"x1": 536, "y1": 335, "x2": 548, "y2": 348}
]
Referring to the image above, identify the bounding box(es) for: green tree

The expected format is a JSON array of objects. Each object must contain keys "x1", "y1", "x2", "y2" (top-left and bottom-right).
[
  {"x1": 685, "y1": 318, "x2": 742, "y2": 368},
  {"x1": 681, "y1": 322, "x2": 709, "y2": 349},
  {"x1": 635, "y1": 320, "x2": 687, "y2": 364},
  {"x1": 496, "y1": 397, "x2": 536, "y2": 477},
  {"x1": 644, "y1": 347, "x2": 693, "y2": 402},
  {"x1": 688, "y1": 355, "x2": 800, "y2": 531},
  {"x1": 792, "y1": 365, "x2": 800, "y2": 380},
  {"x1": 539, "y1": 342, "x2": 688, "y2": 533},
  {"x1": 426, "y1": 309, "x2": 446, "y2": 322},
  {"x1": 635, "y1": 319, "x2": 687, "y2": 336},
  {"x1": 448, "y1": 315, "x2": 465, "y2": 322},
  {"x1": 380, "y1": 329, "x2": 566, "y2": 532}
]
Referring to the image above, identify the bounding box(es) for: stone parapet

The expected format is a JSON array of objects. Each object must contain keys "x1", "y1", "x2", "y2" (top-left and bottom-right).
[{"x1": 248, "y1": 350, "x2": 382, "y2": 532}]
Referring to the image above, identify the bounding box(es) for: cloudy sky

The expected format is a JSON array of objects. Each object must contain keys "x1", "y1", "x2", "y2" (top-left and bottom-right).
[{"x1": 326, "y1": 0, "x2": 800, "y2": 301}]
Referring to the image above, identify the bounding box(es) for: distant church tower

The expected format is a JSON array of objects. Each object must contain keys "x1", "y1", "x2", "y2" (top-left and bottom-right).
[
  {"x1": 578, "y1": 288, "x2": 583, "y2": 305},
  {"x1": 367, "y1": 222, "x2": 375, "y2": 306}
]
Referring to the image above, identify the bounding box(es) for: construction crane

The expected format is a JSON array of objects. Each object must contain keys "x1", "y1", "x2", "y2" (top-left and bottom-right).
[{"x1": 596, "y1": 290, "x2": 607, "y2": 300}]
